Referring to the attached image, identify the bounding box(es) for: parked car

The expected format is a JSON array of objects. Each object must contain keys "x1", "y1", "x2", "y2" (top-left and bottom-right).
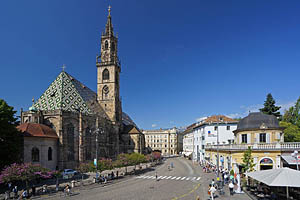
[{"x1": 62, "y1": 169, "x2": 78, "y2": 178}]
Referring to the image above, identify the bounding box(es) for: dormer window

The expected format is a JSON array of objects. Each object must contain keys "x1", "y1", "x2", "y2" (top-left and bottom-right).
[{"x1": 50, "y1": 90, "x2": 56, "y2": 97}]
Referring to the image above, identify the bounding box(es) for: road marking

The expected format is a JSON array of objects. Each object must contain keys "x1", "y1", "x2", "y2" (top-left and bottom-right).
[
  {"x1": 171, "y1": 183, "x2": 201, "y2": 200},
  {"x1": 135, "y1": 175, "x2": 199, "y2": 182}
]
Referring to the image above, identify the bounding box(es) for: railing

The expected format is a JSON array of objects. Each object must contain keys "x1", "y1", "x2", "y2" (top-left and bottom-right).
[
  {"x1": 96, "y1": 57, "x2": 121, "y2": 66},
  {"x1": 205, "y1": 142, "x2": 300, "y2": 151}
]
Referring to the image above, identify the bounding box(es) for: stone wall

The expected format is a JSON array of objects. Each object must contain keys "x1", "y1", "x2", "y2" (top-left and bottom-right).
[{"x1": 24, "y1": 137, "x2": 58, "y2": 170}]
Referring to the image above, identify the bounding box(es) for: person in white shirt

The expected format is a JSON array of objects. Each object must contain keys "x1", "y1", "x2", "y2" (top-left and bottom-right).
[
  {"x1": 224, "y1": 173, "x2": 228, "y2": 184},
  {"x1": 209, "y1": 184, "x2": 216, "y2": 200}
]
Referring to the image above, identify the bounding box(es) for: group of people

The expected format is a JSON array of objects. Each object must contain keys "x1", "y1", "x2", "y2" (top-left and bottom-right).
[
  {"x1": 4, "y1": 184, "x2": 30, "y2": 200},
  {"x1": 202, "y1": 163, "x2": 216, "y2": 173},
  {"x1": 95, "y1": 171, "x2": 117, "y2": 184},
  {"x1": 204, "y1": 164, "x2": 239, "y2": 199}
]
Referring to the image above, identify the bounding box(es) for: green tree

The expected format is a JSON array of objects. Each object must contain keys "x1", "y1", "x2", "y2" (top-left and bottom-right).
[
  {"x1": 282, "y1": 97, "x2": 300, "y2": 127},
  {"x1": 280, "y1": 121, "x2": 300, "y2": 142},
  {"x1": 280, "y1": 97, "x2": 300, "y2": 142},
  {"x1": 241, "y1": 146, "x2": 255, "y2": 173},
  {"x1": 259, "y1": 93, "x2": 281, "y2": 118},
  {"x1": 0, "y1": 99, "x2": 23, "y2": 170}
]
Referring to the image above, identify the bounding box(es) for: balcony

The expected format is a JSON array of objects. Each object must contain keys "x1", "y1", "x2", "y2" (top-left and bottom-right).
[
  {"x1": 205, "y1": 142, "x2": 300, "y2": 151},
  {"x1": 96, "y1": 56, "x2": 121, "y2": 66}
]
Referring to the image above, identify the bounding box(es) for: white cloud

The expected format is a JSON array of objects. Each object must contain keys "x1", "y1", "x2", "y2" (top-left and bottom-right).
[
  {"x1": 169, "y1": 121, "x2": 174, "y2": 124},
  {"x1": 151, "y1": 124, "x2": 157, "y2": 128},
  {"x1": 227, "y1": 100, "x2": 296, "y2": 119},
  {"x1": 278, "y1": 101, "x2": 296, "y2": 113},
  {"x1": 195, "y1": 100, "x2": 297, "y2": 123},
  {"x1": 196, "y1": 116, "x2": 208, "y2": 122},
  {"x1": 226, "y1": 113, "x2": 243, "y2": 119}
]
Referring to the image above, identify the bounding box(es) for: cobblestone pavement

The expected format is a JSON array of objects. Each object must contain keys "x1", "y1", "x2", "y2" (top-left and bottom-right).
[{"x1": 40, "y1": 157, "x2": 251, "y2": 200}]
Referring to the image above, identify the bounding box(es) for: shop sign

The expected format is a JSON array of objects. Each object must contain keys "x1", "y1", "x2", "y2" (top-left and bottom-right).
[{"x1": 260, "y1": 158, "x2": 273, "y2": 165}]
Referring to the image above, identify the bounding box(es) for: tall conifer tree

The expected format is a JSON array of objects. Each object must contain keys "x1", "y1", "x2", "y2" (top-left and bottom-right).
[{"x1": 260, "y1": 93, "x2": 281, "y2": 117}]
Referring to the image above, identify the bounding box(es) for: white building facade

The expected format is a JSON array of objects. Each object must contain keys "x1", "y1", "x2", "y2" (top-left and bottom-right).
[
  {"x1": 192, "y1": 115, "x2": 238, "y2": 163},
  {"x1": 182, "y1": 126, "x2": 195, "y2": 158},
  {"x1": 143, "y1": 128, "x2": 179, "y2": 156}
]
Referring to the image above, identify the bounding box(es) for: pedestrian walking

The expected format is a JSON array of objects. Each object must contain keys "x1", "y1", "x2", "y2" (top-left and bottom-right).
[
  {"x1": 229, "y1": 181, "x2": 234, "y2": 196},
  {"x1": 209, "y1": 184, "x2": 216, "y2": 200},
  {"x1": 31, "y1": 185, "x2": 36, "y2": 196},
  {"x1": 64, "y1": 184, "x2": 71, "y2": 196},
  {"x1": 155, "y1": 171, "x2": 158, "y2": 181},
  {"x1": 111, "y1": 171, "x2": 114, "y2": 180},
  {"x1": 13, "y1": 186, "x2": 18, "y2": 199},
  {"x1": 224, "y1": 173, "x2": 228, "y2": 184}
]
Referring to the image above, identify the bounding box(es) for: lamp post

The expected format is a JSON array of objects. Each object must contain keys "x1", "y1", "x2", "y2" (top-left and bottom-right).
[
  {"x1": 94, "y1": 128, "x2": 104, "y2": 178},
  {"x1": 291, "y1": 150, "x2": 299, "y2": 171},
  {"x1": 216, "y1": 120, "x2": 220, "y2": 179}
]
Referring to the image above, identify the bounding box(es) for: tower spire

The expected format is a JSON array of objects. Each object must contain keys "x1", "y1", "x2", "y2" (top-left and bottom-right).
[{"x1": 105, "y1": 5, "x2": 114, "y2": 36}]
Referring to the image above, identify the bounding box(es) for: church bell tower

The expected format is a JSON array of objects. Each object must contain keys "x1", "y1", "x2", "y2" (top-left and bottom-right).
[{"x1": 97, "y1": 6, "x2": 122, "y2": 124}]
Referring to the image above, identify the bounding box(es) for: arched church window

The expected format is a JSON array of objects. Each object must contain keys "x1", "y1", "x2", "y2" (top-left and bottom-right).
[
  {"x1": 48, "y1": 147, "x2": 52, "y2": 161},
  {"x1": 32, "y1": 147, "x2": 39, "y2": 162},
  {"x1": 103, "y1": 69, "x2": 109, "y2": 80},
  {"x1": 105, "y1": 40, "x2": 108, "y2": 49},
  {"x1": 111, "y1": 42, "x2": 115, "y2": 51},
  {"x1": 85, "y1": 128, "x2": 92, "y2": 160},
  {"x1": 67, "y1": 123, "x2": 75, "y2": 161}
]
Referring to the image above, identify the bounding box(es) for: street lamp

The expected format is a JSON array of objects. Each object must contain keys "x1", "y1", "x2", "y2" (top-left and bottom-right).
[
  {"x1": 216, "y1": 120, "x2": 220, "y2": 179},
  {"x1": 291, "y1": 150, "x2": 299, "y2": 171},
  {"x1": 93, "y1": 128, "x2": 104, "y2": 178},
  {"x1": 216, "y1": 117, "x2": 223, "y2": 180}
]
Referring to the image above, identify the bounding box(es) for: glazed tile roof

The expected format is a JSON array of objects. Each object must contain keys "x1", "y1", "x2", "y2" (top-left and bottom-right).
[
  {"x1": 32, "y1": 71, "x2": 136, "y2": 126},
  {"x1": 18, "y1": 123, "x2": 58, "y2": 139},
  {"x1": 34, "y1": 71, "x2": 97, "y2": 114}
]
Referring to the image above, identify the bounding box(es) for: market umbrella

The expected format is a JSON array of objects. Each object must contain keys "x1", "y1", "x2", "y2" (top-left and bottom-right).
[{"x1": 246, "y1": 167, "x2": 300, "y2": 199}]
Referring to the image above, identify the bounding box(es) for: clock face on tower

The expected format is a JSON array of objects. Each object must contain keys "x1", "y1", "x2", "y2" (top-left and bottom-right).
[{"x1": 103, "y1": 85, "x2": 109, "y2": 94}]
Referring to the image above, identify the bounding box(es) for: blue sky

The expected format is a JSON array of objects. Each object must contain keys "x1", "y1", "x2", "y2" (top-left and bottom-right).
[{"x1": 1, "y1": 0, "x2": 300, "y2": 129}]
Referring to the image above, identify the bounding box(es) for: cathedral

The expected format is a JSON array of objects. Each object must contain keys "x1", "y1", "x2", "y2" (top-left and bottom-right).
[{"x1": 18, "y1": 7, "x2": 145, "y2": 170}]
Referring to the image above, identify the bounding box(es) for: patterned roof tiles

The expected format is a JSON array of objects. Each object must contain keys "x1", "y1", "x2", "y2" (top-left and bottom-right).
[{"x1": 34, "y1": 71, "x2": 96, "y2": 114}]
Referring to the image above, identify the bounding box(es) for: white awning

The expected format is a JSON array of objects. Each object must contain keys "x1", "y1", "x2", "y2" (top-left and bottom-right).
[
  {"x1": 246, "y1": 167, "x2": 300, "y2": 187},
  {"x1": 281, "y1": 155, "x2": 300, "y2": 165}
]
